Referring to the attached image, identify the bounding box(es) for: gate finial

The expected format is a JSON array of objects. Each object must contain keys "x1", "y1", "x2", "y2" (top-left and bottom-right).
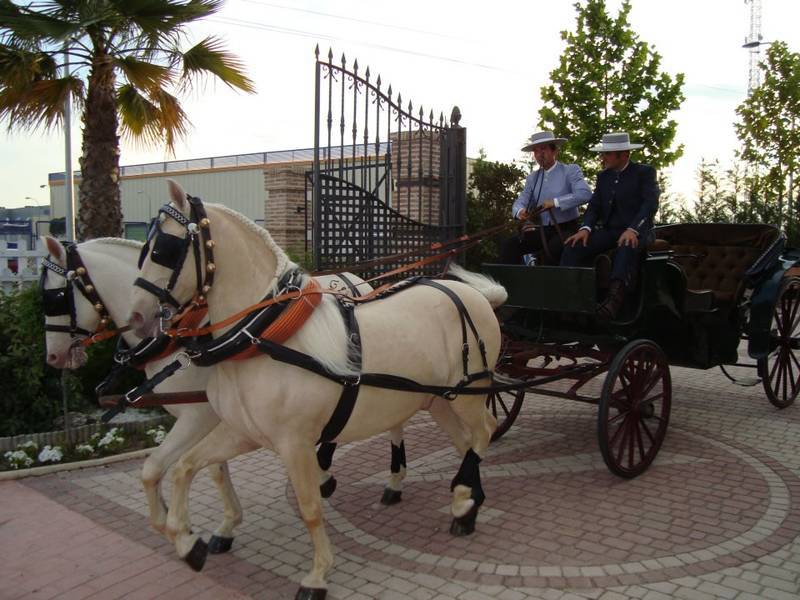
[{"x1": 450, "y1": 106, "x2": 462, "y2": 128}]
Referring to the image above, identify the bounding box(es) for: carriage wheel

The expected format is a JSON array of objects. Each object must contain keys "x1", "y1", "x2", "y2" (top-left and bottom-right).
[
  {"x1": 486, "y1": 388, "x2": 525, "y2": 442},
  {"x1": 598, "y1": 339, "x2": 671, "y2": 478},
  {"x1": 758, "y1": 278, "x2": 800, "y2": 409}
]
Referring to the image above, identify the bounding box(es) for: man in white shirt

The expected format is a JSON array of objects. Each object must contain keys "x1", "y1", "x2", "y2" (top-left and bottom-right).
[{"x1": 500, "y1": 131, "x2": 592, "y2": 265}]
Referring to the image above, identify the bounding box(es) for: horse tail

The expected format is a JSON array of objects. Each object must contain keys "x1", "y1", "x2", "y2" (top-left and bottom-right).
[{"x1": 446, "y1": 264, "x2": 508, "y2": 309}]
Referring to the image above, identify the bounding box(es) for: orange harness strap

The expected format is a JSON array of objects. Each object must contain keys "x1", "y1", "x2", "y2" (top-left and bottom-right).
[{"x1": 229, "y1": 278, "x2": 322, "y2": 360}]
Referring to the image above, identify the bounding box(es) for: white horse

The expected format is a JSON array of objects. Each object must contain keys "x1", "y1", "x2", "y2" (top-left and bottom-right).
[
  {"x1": 128, "y1": 181, "x2": 506, "y2": 599},
  {"x1": 40, "y1": 236, "x2": 407, "y2": 565}
]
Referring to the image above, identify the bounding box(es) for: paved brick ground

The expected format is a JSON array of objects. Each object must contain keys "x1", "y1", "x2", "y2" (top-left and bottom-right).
[{"x1": 3, "y1": 358, "x2": 800, "y2": 599}]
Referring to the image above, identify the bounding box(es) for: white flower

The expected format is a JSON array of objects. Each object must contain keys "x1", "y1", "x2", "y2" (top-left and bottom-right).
[
  {"x1": 18, "y1": 440, "x2": 38, "y2": 455},
  {"x1": 4, "y1": 450, "x2": 33, "y2": 469},
  {"x1": 146, "y1": 426, "x2": 166, "y2": 445},
  {"x1": 37, "y1": 445, "x2": 63, "y2": 464},
  {"x1": 75, "y1": 444, "x2": 95, "y2": 456},
  {"x1": 96, "y1": 427, "x2": 125, "y2": 452}
]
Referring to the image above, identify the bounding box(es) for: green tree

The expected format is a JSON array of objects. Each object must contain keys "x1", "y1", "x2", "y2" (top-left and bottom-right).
[
  {"x1": 0, "y1": 0, "x2": 255, "y2": 239},
  {"x1": 735, "y1": 41, "x2": 800, "y2": 241},
  {"x1": 654, "y1": 173, "x2": 682, "y2": 225},
  {"x1": 538, "y1": 0, "x2": 685, "y2": 180},
  {"x1": 464, "y1": 151, "x2": 526, "y2": 270}
]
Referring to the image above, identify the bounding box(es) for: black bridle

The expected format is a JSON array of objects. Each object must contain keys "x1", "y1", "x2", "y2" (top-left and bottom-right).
[
  {"x1": 134, "y1": 195, "x2": 215, "y2": 319},
  {"x1": 40, "y1": 242, "x2": 111, "y2": 340}
]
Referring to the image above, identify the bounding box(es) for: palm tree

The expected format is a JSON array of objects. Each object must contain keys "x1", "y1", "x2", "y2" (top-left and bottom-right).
[{"x1": 0, "y1": 0, "x2": 255, "y2": 239}]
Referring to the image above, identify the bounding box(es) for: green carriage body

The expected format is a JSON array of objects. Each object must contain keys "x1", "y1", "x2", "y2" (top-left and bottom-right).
[{"x1": 485, "y1": 223, "x2": 798, "y2": 371}]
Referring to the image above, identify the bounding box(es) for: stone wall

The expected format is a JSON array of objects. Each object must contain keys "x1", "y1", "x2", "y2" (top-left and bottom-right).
[{"x1": 263, "y1": 161, "x2": 310, "y2": 257}]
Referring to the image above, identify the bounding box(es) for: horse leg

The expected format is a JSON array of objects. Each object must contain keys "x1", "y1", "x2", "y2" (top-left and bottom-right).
[
  {"x1": 446, "y1": 393, "x2": 496, "y2": 536},
  {"x1": 316, "y1": 442, "x2": 337, "y2": 499},
  {"x1": 204, "y1": 461, "x2": 243, "y2": 554},
  {"x1": 166, "y1": 423, "x2": 258, "y2": 571},
  {"x1": 380, "y1": 426, "x2": 407, "y2": 505},
  {"x1": 141, "y1": 410, "x2": 220, "y2": 535},
  {"x1": 279, "y1": 442, "x2": 334, "y2": 599}
]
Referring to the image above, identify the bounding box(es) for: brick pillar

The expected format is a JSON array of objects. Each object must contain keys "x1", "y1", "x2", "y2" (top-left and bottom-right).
[
  {"x1": 389, "y1": 130, "x2": 441, "y2": 224},
  {"x1": 263, "y1": 162, "x2": 310, "y2": 256}
]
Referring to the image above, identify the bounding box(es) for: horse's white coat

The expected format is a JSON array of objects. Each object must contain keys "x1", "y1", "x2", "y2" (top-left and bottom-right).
[{"x1": 128, "y1": 181, "x2": 505, "y2": 592}]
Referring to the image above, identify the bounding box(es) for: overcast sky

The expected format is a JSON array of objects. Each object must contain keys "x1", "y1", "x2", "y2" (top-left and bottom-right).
[{"x1": 2, "y1": 0, "x2": 798, "y2": 211}]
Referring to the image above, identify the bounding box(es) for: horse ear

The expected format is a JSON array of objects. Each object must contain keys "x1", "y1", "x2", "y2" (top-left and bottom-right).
[
  {"x1": 167, "y1": 179, "x2": 187, "y2": 210},
  {"x1": 42, "y1": 235, "x2": 66, "y2": 264}
]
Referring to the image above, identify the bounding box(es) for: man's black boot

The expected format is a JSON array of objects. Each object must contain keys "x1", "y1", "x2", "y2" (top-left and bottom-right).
[{"x1": 597, "y1": 279, "x2": 626, "y2": 321}]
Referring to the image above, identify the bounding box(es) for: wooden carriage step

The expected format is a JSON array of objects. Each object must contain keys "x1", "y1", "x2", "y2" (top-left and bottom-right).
[{"x1": 98, "y1": 391, "x2": 209, "y2": 409}]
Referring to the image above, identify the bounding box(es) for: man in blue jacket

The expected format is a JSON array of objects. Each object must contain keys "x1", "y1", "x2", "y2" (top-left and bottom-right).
[
  {"x1": 500, "y1": 131, "x2": 592, "y2": 265},
  {"x1": 561, "y1": 132, "x2": 660, "y2": 320}
]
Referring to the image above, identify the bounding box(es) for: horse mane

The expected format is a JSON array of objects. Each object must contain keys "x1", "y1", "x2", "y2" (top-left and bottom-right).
[
  {"x1": 84, "y1": 237, "x2": 144, "y2": 250},
  {"x1": 208, "y1": 203, "x2": 359, "y2": 377}
]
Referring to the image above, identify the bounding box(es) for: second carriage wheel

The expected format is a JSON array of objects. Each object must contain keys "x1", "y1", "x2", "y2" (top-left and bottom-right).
[
  {"x1": 485, "y1": 387, "x2": 525, "y2": 442},
  {"x1": 598, "y1": 339, "x2": 671, "y2": 478},
  {"x1": 758, "y1": 277, "x2": 800, "y2": 409}
]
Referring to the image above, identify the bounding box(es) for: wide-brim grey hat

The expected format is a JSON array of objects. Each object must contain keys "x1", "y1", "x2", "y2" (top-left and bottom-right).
[
  {"x1": 590, "y1": 132, "x2": 643, "y2": 152},
  {"x1": 521, "y1": 130, "x2": 567, "y2": 152}
]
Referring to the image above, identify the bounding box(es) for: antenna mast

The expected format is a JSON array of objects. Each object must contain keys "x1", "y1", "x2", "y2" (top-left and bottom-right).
[{"x1": 744, "y1": 0, "x2": 763, "y2": 92}]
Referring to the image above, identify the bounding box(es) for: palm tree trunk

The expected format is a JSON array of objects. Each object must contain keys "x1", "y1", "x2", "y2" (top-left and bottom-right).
[{"x1": 78, "y1": 54, "x2": 122, "y2": 240}]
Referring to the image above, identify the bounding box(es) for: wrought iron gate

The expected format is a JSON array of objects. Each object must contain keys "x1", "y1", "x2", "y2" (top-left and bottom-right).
[{"x1": 308, "y1": 47, "x2": 466, "y2": 275}]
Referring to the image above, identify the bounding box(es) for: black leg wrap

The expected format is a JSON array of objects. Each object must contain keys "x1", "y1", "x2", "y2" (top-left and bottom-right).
[
  {"x1": 295, "y1": 586, "x2": 327, "y2": 600},
  {"x1": 319, "y1": 476, "x2": 337, "y2": 499},
  {"x1": 184, "y1": 537, "x2": 208, "y2": 572},
  {"x1": 380, "y1": 488, "x2": 403, "y2": 505},
  {"x1": 450, "y1": 448, "x2": 485, "y2": 507},
  {"x1": 207, "y1": 535, "x2": 234, "y2": 554},
  {"x1": 449, "y1": 503, "x2": 479, "y2": 536},
  {"x1": 390, "y1": 441, "x2": 407, "y2": 474},
  {"x1": 316, "y1": 442, "x2": 337, "y2": 472}
]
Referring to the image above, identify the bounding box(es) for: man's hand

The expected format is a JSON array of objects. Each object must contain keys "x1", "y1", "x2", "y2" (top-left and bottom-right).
[
  {"x1": 517, "y1": 208, "x2": 529, "y2": 221},
  {"x1": 540, "y1": 199, "x2": 555, "y2": 210},
  {"x1": 617, "y1": 229, "x2": 639, "y2": 248},
  {"x1": 565, "y1": 229, "x2": 590, "y2": 247}
]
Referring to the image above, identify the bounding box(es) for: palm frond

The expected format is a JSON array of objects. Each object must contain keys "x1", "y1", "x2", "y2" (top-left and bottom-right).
[
  {"x1": 179, "y1": 36, "x2": 255, "y2": 93},
  {"x1": 0, "y1": 75, "x2": 84, "y2": 131},
  {"x1": 0, "y1": 1, "x2": 80, "y2": 44},
  {"x1": 117, "y1": 83, "x2": 188, "y2": 152},
  {"x1": 115, "y1": 55, "x2": 172, "y2": 91}
]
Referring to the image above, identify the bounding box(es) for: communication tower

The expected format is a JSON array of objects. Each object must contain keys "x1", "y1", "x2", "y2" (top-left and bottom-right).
[{"x1": 744, "y1": 0, "x2": 763, "y2": 92}]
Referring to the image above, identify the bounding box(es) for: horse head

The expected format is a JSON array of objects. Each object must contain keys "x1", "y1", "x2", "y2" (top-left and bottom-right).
[
  {"x1": 41, "y1": 236, "x2": 93, "y2": 368},
  {"x1": 128, "y1": 180, "x2": 217, "y2": 338}
]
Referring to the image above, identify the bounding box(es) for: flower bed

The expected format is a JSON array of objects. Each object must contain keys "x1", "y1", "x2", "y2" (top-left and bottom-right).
[{"x1": 1, "y1": 418, "x2": 174, "y2": 472}]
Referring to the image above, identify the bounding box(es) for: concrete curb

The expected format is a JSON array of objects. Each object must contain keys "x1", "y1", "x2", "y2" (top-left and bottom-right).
[{"x1": 0, "y1": 447, "x2": 153, "y2": 481}]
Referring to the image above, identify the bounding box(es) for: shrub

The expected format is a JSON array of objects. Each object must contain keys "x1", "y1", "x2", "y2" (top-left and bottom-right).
[
  {"x1": 3, "y1": 450, "x2": 33, "y2": 469},
  {"x1": 0, "y1": 284, "x2": 144, "y2": 436}
]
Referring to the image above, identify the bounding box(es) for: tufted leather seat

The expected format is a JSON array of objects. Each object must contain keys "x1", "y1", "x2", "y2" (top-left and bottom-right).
[
  {"x1": 670, "y1": 244, "x2": 761, "y2": 303},
  {"x1": 654, "y1": 223, "x2": 780, "y2": 308}
]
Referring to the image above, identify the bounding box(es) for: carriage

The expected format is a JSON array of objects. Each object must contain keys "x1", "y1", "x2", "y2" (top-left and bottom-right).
[{"x1": 482, "y1": 222, "x2": 800, "y2": 478}]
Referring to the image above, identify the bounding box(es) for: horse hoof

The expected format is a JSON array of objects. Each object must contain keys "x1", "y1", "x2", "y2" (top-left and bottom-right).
[
  {"x1": 295, "y1": 586, "x2": 327, "y2": 600},
  {"x1": 380, "y1": 488, "x2": 402, "y2": 505},
  {"x1": 449, "y1": 504, "x2": 479, "y2": 537},
  {"x1": 320, "y1": 476, "x2": 337, "y2": 499},
  {"x1": 184, "y1": 537, "x2": 208, "y2": 571},
  {"x1": 208, "y1": 535, "x2": 234, "y2": 554}
]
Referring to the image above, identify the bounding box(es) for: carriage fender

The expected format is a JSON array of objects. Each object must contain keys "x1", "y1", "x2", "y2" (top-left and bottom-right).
[{"x1": 747, "y1": 257, "x2": 799, "y2": 359}]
